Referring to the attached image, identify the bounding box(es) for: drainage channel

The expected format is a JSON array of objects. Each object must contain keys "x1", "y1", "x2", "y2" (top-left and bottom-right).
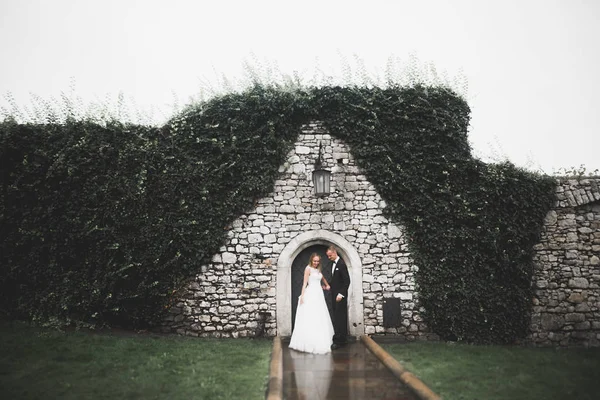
[{"x1": 280, "y1": 339, "x2": 420, "y2": 400}]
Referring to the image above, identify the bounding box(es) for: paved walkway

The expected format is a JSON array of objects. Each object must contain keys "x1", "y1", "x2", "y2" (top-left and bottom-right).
[{"x1": 281, "y1": 339, "x2": 419, "y2": 400}]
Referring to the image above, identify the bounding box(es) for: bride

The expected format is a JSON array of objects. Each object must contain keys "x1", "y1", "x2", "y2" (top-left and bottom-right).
[{"x1": 289, "y1": 253, "x2": 335, "y2": 354}]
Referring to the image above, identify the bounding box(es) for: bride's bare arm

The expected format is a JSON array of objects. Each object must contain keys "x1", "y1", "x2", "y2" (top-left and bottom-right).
[
  {"x1": 300, "y1": 266, "x2": 310, "y2": 303},
  {"x1": 321, "y1": 276, "x2": 331, "y2": 290}
]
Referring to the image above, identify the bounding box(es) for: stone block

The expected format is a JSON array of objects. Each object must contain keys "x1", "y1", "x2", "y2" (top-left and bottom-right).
[
  {"x1": 247, "y1": 233, "x2": 263, "y2": 244},
  {"x1": 222, "y1": 252, "x2": 237, "y2": 264},
  {"x1": 292, "y1": 163, "x2": 306, "y2": 174},
  {"x1": 366, "y1": 201, "x2": 378, "y2": 209},
  {"x1": 387, "y1": 223, "x2": 402, "y2": 238},
  {"x1": 295, "y1": 145, "x2": 310, "y2": 154},
  {"x1": 565, "y1": 313, "x2": 585, "y2": 323},
  {"x1": 575, "y1": 303, "x2": 591, "y2": 312},
  {"x1": 570, "y1": 331, "x2": 591, "y2": 340},
  {"x1": 243, "y1": 282, "x2": 259, "y2": 290},
  {"x1": 567, "y1": 293, "x2": 585, "y2": 303},
  {"x1": 569, "y1": 278, "x2": 589, "y2": 289},
  {"x1": 264, "y1": 234, "x2": 277, "y2": 243},
  {"x1": 540, "y1": 314, "x2": 565, "y2": 330},
  {"x1": 345, "y1": 182, "x2": 359, "y2": 191},
  {"x1": 399, "y1": 292, "x2": 413, "y2": 301},
  {"x1": 544, "y1": 211, "x2": 558, "y2": 225},
  {"x1": 566, "y1": 250, "x2": 579, "y2": 259},
  {"x1": 218, "y1": 306, "x2": 234, "y2": 314},
  {"x1": 558, "y1": 217, "x2": 576, "y2": 228},
  {"x1": 566, "y1": 232, "x2": 578, "y2": 242},
  {"x1": 575, "y1": 321, "x2": 591, "y2": 330},
  {"x1": 279, "y1": 205, "x2": 295, "y2": 213},
  {"x1": 199, "y1": 315, "x2": 211, "y2": 322}
]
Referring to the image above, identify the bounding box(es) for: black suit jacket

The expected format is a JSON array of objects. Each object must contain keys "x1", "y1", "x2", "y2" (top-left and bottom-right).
[{"x1": 330, "y1": 258, "x2": 350, "y2": 299}]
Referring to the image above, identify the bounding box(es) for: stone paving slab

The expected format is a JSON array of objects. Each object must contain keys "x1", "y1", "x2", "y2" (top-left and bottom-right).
[{"x1": 281, "y1": 339, "x2": 419, "y2": 400}]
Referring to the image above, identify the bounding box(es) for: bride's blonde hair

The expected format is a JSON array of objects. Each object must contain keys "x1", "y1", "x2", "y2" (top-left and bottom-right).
[{"x1": 308, "y1": 253, "x2": 322, "y2": 272}]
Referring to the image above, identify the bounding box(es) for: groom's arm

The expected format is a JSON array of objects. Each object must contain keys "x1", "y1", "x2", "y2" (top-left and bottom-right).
[{"x1": 339, "y1": 261, "x2": 351, "y2": 298}]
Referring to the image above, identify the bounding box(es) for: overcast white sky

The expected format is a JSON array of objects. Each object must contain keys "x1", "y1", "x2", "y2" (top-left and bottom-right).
[{"x1": 1, "y1": 0, "x2": 599, "y2": 174}]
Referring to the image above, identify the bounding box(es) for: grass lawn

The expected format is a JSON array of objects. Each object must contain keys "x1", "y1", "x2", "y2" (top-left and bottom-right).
[
  {"x1": 0, "y1": 321, "x2": 273, "y2": 400},
  {"x1": 381, "y1": 340, "x2": 600, "y2": 400}
]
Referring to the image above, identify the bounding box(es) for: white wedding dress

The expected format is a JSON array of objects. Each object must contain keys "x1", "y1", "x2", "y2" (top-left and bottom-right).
[{"x1": 289, "y1": 267, "x2": 335, "y2": 354}]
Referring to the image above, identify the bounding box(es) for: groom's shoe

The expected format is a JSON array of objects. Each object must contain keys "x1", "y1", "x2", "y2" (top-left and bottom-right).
[{"x1": 331, "y1": 343, "x2": 340, "y2": 350}]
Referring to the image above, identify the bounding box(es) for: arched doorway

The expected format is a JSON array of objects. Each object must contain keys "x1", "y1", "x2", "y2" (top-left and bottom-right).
[
  {"x1": 290, "y1": 244, "x2": 332, "y2": 331},
  {"x1": 277, "y1": 230, "x2": 364, "y2": 337}
]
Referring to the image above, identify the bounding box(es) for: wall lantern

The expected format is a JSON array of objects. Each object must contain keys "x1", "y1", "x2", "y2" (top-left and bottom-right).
[{"x1": 312, "y1": 142, "x2": 331, "y2": 197}]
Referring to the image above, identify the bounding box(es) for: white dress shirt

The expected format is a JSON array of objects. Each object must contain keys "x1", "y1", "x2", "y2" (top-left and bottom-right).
[
  {"x1": 331, "y1": 257, "x2": 339, "y2": 275},
  {"x1": 331, "y1": 257, "x2": 343, "y2": 298}
]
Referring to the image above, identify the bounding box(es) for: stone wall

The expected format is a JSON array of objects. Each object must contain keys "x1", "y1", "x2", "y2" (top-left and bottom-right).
[
  {"x1": 160, "y1": 120, "x2": 600, "y2": 347},
  {"x1": 160, "y1": 121, "x2": 435, "y2": 340},
  {"x1": 529, "y1": 178, "x2": 600, "y2": 346}
]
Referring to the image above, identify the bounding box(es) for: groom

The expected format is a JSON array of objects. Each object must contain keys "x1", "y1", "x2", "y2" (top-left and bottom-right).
[{"x1": 326, "y1": 245, "x2": 350, "y2": 349}]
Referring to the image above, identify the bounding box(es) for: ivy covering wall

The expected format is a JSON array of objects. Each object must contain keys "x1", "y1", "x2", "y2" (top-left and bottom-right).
[{"x1": 0, "y1": 85, "x2": 556, "y2": 343}]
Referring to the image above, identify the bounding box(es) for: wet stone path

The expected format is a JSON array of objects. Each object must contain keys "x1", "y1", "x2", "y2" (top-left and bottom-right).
[{"x1": 281, "y1": 339, "x2": 419, "y2": 400}]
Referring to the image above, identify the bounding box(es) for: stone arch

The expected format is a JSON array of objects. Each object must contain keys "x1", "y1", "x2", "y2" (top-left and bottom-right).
[{"x1": 276, "y1": 229, "x2": 364, "y2": 337}]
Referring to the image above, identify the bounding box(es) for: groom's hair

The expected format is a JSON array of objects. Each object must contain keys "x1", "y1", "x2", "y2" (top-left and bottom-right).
[{"x1": 327, "y1": 245, "x2": 338, "y2": 255}]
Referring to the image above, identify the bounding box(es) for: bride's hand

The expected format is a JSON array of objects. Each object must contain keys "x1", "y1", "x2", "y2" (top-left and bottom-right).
[
  {"x1": 299, "y1": 296, "x2": 304, "y2": 304},
  {"x1": 323, "y1": 285, "x2": 330, "y2": 290}
]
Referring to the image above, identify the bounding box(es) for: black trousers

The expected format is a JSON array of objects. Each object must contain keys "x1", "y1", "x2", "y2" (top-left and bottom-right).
[{"x1": 332, "y1": 297, "x2": 348, "y2": 344}]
